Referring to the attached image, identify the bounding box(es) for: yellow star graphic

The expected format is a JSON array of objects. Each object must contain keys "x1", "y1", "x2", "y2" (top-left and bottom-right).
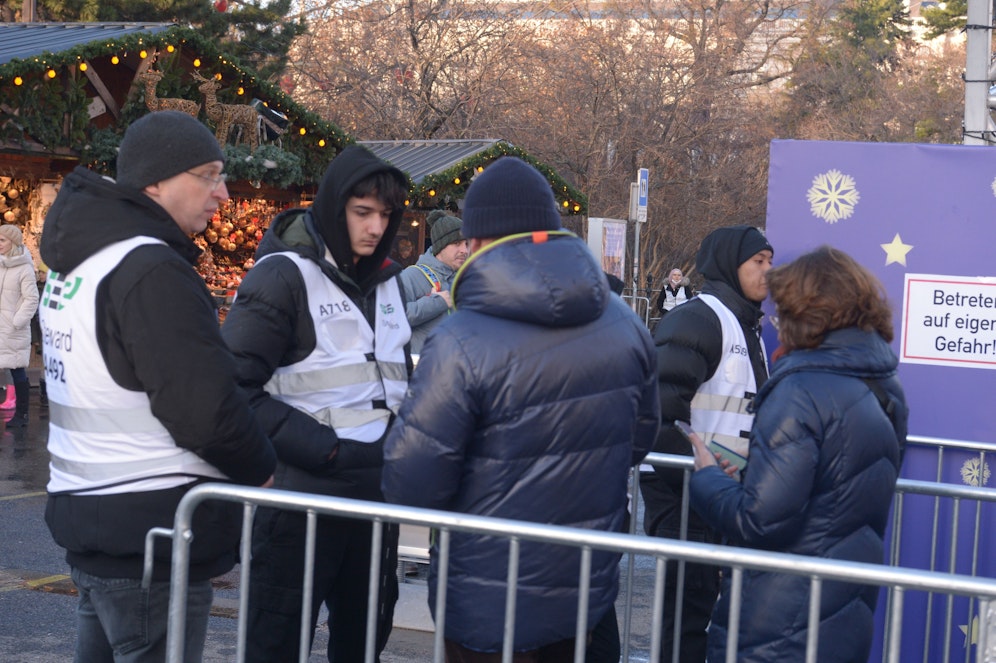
[
  {"x1": 881, "y1": 234, "x2": 914, "y2": 266},
  {"x1": 959, "y1": 615, "x2": 979, "y2": 647}
]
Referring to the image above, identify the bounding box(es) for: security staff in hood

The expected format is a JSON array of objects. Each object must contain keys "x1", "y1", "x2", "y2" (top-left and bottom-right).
[
  {"x1": 222, "y1": 145, "x2": 412, "y2": 662},
  {"x1": 640, "y1": 224, "x2": 773, "y2": 663}
]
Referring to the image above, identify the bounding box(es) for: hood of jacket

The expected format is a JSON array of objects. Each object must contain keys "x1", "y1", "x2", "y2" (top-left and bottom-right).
[
  {"x1": 0, "y1": 250, "x2": 32, "y2": 270},
  {"x1": 254, "y1": 206, "x2": 403, "y2": 295},
  {"x1": 696, "y1": 224, "x2": 767, "y2": 307},
  {"x1": 756, "y1": 327, "x2": 898, "y2": 408},
  {"x1": 307, "y1": 145, "x2": 408, "y2": 285},
  {"x1": 40, "y1": 167, "x2": 201, "y2": 274},
  {"x1": 451, "y1": 231, "x2": 608, "y2": 328}
]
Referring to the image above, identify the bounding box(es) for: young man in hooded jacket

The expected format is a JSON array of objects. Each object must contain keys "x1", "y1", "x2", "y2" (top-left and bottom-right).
[
  {"x1": 639, "y1": 224, "x2": 773, "y2": 663},
  {"x1": 382, "y1": 157, "x2": 660, "y2": 661},
  {"x1": 221, "y1": 145, "x2": 412, "y2": 662},
  {"x1": 40, "y1": 111, "x2": 276, "y2": 662}
]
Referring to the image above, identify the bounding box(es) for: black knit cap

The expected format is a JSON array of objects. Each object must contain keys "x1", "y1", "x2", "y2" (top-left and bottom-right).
[
  {"x1": 116, "y1": 111, "x2": 225, "y2": 190},
  {"x1": 461, "y1": 157, "x2": 562, "y2": 239}
]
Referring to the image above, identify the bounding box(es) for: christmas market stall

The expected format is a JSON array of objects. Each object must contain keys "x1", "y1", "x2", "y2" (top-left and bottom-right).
[{"x1": 0, "y1": 21, "x2": 351, "y2": 293}]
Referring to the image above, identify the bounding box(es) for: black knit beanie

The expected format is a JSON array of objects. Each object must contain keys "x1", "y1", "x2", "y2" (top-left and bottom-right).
[
  {"x1": 116, "y1": 111, "x2": 225, "y2": 189},
  {"x1": 461, "y1": 157, "x2": 562, "y2": 239},
  {"x1": 427, "y1": 210, "x2": 463, "y2": 255}
]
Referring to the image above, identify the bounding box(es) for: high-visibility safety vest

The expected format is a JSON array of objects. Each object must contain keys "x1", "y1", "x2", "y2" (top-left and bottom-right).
[
  {"x1": 689, "y1": 294, "x2": 765, "y2": 473},
  {"x1": 42, "y1": 236, "x2": 227, "y2": 496},
  {"x1": 257, "y1": 251, "x2": 410, "y2": 443}
]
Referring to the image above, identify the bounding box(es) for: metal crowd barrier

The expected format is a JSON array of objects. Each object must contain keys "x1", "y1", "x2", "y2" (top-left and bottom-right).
[{"x1": 152, "y1": 457, "x2": 996, "y2": 663}]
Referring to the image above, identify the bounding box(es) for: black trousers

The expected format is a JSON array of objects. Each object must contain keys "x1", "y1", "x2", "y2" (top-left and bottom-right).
[
  {"x1": 244, "y1": 507, "x2": 399, "y2": 663},
  {"x1": 640, "y1": 472, "x2": 720, "y2": 663}
]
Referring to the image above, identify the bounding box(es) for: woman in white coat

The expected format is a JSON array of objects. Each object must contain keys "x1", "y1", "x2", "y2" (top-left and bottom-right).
[{"x1": 0, "y1": 225, "x2": 40, "y2": 428}]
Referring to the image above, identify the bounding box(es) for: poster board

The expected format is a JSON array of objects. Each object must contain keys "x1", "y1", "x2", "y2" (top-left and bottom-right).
[{"x1": 765, "y1": 139, "x2": 996, "y2": 662}]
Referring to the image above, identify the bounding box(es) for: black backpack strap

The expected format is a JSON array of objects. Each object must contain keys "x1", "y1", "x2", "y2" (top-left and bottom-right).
[
  {"x1": 863, "y1": 377, "x2": 905, "y2": 462},
  {"x1": 862, "y1": 378, "x2": 897, "y2": 426}
]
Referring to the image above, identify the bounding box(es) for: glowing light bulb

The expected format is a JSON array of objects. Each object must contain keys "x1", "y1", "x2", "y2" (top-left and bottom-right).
[
  {"x1": 79, "y1": 62, "x2": 88, "y2": 72},
  {"x1": 111, "y1": 56, "x2": 120, "y2": 65},
  {"x1": 47, "y1": 70, "x2": 56, "y2": 79}
]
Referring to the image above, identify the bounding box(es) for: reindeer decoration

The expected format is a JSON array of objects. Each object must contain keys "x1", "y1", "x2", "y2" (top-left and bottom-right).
[
  {"x1": 193, "y1": 71, "x2": 260, "y2": 151},
  {"x1": 139, "y1": 69, "x2": 200, "y2": 117}
]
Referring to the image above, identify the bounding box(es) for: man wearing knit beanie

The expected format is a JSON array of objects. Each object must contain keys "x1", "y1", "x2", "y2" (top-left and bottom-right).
[
  {"x1": 39, "y1": 111, "x2": 275, "y2": 661},
  {"x1": 640, "y1": 224, "x2": 774, "y2": 663},
  {"x1": 384, "y1": 157, "x2": 660, "y2": 659},
  {"x1": 399, "y1": 209, "x2": 467, "y2": 353}
]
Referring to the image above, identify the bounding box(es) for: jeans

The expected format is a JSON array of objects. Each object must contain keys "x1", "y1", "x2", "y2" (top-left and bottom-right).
[{"x1": 72, "y1": 567, "x2": 213, "y2": 663}]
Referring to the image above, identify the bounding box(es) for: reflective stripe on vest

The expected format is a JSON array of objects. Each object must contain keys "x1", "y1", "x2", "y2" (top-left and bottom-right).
[
  {"x1": 689, "y1": 294, "x2": 765, "y2": 467},
  {"x1": 258, "y1": 251, "x2": 410, "y2": 443},
  {"x1": 42, "y1": 236, "x2": 227, "y2": 495}
]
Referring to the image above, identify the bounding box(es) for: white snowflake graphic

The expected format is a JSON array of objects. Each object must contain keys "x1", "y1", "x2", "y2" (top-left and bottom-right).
[
  {"x1": 990, "y1": 176, "x2": 996, "y2": 199},
  {"x1": 960, "y1": 457, "x2": 991, "y2": 487},
  {"x1": 807, "y1": 169, "x2": 860, "y2": 224}
]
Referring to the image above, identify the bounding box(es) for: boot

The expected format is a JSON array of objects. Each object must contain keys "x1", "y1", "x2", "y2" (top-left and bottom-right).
[{"x1": 6, "y1": 381, "x2": 29, "y2": 428}]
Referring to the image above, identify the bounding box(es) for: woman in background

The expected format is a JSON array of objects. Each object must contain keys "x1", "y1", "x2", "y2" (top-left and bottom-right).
[
  {"x1": 655, "y1": 267, "x2": 692, "y2": 315},
  {"x1": 0, "y1": 224, "x2": 40, "y2": 428},
  {"x1": 688, "y1": 245, "x2": 907, "y2": 662}
]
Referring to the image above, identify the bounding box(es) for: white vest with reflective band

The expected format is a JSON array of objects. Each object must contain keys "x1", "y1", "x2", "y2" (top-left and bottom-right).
[
  {"x1": 689, "y1": 294, "x2": 765, "y2": 471},
  {"x1": 258, "y1": 251, "x2": 410, "y2": 443},
  {"x1": 663, "y1": 285, "x2": 688, "y2": 310},
  {"x1": 42, "y1": 236, "x2": 227, "y2": 496}
]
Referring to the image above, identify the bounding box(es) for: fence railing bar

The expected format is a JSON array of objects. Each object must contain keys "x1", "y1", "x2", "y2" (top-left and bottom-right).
[
  {"x1": 433, "y1": 528, "x2": 449, "y2": 663},
  {"x1": 724, "y1": 566, "x2": 743, "y2": 663},
  {"x1": 502, "y1": 537, "x2": 521, "y2": 663},
  {"x1": 649, "y1": 555, "x2": 667, "y2": 663},
  {"x1": 236, "y1": 503, "x2": 253, "y2": 663},
  {"x1": 363, "y1": 518, "x2": 384, "y2": 663},
  {"x1": 573, "y1": 546, "x2": 592, "y2": 663},
  {"x1": 298, "y1": 509, "x2": 317, "y2": 663},
  {"x1": 805, "y1": 576, "x2": 822, "y2": 663},
  {"x1": 886, "y1": 586, "x2": 905, "y2": 663}
]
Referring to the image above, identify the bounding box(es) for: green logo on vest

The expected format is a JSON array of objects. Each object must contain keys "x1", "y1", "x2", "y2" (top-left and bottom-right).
[{"x1": 42, "y1": 272, "x2": 83, "y2": 311}]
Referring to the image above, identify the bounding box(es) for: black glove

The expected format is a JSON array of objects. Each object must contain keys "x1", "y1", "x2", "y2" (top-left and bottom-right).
[{"x1": 333, "y1": 432, "x2": 387, "y2": 471}]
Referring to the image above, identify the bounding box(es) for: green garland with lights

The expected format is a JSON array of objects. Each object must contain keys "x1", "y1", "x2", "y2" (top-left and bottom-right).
[
  {"x1": 412, "y1": 142, "x2": 587, "y2": 215},
  {"x1": 0, "y1": 25, "x2": 351, "y2": 187}
]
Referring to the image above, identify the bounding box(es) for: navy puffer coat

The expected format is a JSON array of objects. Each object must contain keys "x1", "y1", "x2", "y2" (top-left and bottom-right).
[
  {"x1": 383, "y1": 231, "x2": 660, "y2": 653},
  {"x1": 689, "y1": 327, "x2": 907, "y2": 663}
]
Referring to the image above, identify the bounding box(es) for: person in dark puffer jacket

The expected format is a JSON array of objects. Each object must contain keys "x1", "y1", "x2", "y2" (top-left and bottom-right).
[
  {"x1": 688, "y1": 245, "x2": 907, "y2": 663},
  {"x1": 382, "y1": 157, "x2": 660, "y2": 661}
]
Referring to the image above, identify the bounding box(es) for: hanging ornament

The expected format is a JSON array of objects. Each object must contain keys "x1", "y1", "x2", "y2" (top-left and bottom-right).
[{"x1": 214, "y1": 0, "x2": 229, "y2": 11}]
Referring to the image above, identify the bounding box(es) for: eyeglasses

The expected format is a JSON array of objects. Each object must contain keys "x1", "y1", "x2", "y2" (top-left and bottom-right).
[{"x1": 184, "y1": 170, "x2": 228, "y2": 192}]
